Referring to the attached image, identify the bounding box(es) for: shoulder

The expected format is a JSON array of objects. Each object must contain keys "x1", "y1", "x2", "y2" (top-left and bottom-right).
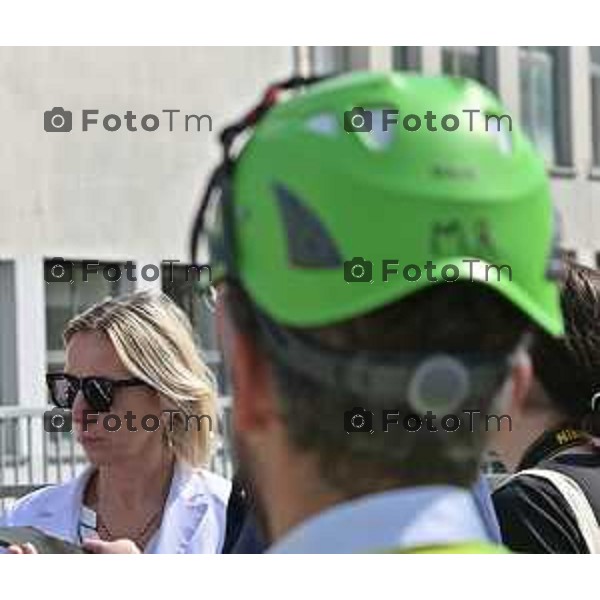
[
  {"x1": 0, "y1": 478, "x2": 80, "y2": 528},
  {"x1": 493, "y1": 473, "x2": 588, "y2": 553},
  {"x1": 174, "y1": 465, "x2": 232, "y2": 518},
  {"x1": 170, "y1": 466, "x2": 232, "y2": 553}
]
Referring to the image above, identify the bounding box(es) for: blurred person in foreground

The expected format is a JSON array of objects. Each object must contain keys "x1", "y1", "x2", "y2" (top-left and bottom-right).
[
  {"x1": 0, "y1": 291, "x2": 230, "y2": 553},
  {"x1": 493, "y1": 259, "x2": 600, "y2": 553},
  {"x1": 92, "y1": 71, "x2": 564, "y2": 554}
]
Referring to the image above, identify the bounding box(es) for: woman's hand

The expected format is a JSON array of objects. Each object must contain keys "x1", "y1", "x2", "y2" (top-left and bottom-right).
[
  {"x1": 83, "y1": 538, "x2": 141, "y2": 554},
  {"x1": 6, "y1": 543, "x2": 38, "y2": 554}
]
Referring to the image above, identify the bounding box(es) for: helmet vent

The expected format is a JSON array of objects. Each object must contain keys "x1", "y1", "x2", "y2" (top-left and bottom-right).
[
  {"x1": 274, "y1": 183, "x2": 344, "y2": 269},
  {"x1": 355, "y1": 108, "x2": 395, "y2": 151},
  {"x1": 305, "y1": 113, "x2": 339, "y2": 136}
]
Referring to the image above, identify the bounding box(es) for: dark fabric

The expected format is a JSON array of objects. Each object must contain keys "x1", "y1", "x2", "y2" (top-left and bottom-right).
[
  {"x1": 493, "y1": 473, "x2": 589, "y2": 553},
  {"x1": 0, "y1": 526, "x2": 86, "y2": 553},
  {"x1": 493, "y1": 446, "x2": 600, "y2": 554},
  {"x1": 229, "y1": 511, "x2": 267, "y2": 554},
  {"x1": 221, "y1": 475, "x2": 266, "y2": 554},
  {"x1": 517, "y1": 427, "x2": 587, "y2": 471},
  {"x1": 538, "y1": 452, "x2": 600, "y2": 518}
]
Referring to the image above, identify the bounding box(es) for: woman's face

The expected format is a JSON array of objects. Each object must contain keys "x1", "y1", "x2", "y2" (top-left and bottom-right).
[{"x1": 66, "y1": 330, "x2": 164, "y2": 466}]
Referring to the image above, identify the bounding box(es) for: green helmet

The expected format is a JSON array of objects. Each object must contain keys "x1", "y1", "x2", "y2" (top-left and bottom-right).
[{"x1": 192, "y1": 72, "x2": 563, "y2": 337}]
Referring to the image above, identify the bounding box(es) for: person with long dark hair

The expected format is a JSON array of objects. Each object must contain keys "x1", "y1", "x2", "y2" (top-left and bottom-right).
[{"x1": 493, "y1": 259, "x2": 600, "y2": 553}]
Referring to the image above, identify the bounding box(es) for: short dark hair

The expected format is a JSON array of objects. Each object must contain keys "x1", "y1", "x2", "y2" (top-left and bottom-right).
[
  {"x1": 226, "y1": 281, "x2": 531, "y2": 495},
  {"x1": 532, "y1": 259, "x2": 600, "y2": 435}
]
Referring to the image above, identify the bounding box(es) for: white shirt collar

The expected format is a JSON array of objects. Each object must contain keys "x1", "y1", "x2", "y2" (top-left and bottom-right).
[{"x1": 268, "y1": 485, "x2": 491, "y2": 554}]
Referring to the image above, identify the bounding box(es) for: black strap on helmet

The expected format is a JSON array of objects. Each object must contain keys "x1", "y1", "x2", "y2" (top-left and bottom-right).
[
  {"x1": 254, "y1": 307, "x2": 529, "y2": 411},
  {"x1": 189, "y1": 75, "x2": 328, "y2": 269}
]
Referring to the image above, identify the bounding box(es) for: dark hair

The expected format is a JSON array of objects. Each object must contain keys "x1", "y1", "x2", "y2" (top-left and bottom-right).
[
  {"x1": 532, "y1": 259, "x2": 600, "y2": 435},
  {"x1": 226, "y1": 281, "x2": 531, "y2": 495}
]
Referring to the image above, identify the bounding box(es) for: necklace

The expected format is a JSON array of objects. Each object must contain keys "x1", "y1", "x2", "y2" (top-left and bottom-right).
[
  {"x1": 96, "y1": 507, "x2": 163, "y2": 551},
  {"x1": 90, "y1": 460, "x2": 174, "y2": 551}
]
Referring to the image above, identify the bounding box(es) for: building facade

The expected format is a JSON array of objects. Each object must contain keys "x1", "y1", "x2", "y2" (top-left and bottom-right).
[{"x1": 0, "y1": 46, "x2": 599, "y2": 413}]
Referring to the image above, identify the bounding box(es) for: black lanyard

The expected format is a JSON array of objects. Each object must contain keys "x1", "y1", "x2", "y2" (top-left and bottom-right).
[{"x1": 518, "y1": 426, "x2": 589, "y2": 471}]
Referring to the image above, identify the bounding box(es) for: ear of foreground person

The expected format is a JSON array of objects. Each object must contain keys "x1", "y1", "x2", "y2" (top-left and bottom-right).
[{"x1": 189, "y1": 71, "x2": 564, "y2": 554}]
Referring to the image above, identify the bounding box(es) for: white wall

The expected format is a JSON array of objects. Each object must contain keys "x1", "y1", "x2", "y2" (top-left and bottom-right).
[
  {"x1": 0, "y1": 47, "x2": 294, "y2": 262},
  {"x1": 0, "y1": 47, "x2": 295, "y2": 407},
  {"x1": 0, "y1": 45, "x2": 598, "y2": 408}
]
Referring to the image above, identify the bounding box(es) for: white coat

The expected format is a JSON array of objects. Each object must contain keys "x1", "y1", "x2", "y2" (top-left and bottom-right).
[{"x1": 0, "y1": 462, "x2": 231, "y2": 554}]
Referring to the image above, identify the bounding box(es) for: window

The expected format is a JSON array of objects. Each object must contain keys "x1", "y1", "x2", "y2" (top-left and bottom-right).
[
  {"x1": 0, "y1": 262, "x2": 18, "y2": 461},
  {"x1": 393, "y1": 47, "x2": 421, "y2": 71},
  {"x1": 441, "y1": 47, "x2": 497, "y2": 89},
  {"x1": 45, "y1": 261, "x2": 133, "y2": 372},
  {"x1": 309, "y1": 47, "x2": 352, "y2": 75},
  {"x1": 0, "y1": 262, "x2": 17, "y2": 407},
  {"x1": 591, "y1": 47, "x2": 600, "y2": 168},
  {"x1": 161, "y1": 264, "x2": 226, "y2": 394},
  {"x1": 519, "y1": 47, "x2": 571, "y2": 166},
  {"x1": 442, "y1": 46, "x2": 481, "y2": 79}
]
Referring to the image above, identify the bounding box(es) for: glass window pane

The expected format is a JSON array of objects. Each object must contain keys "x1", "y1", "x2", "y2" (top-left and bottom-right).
[
  {"x1": 442, "y1": 47, "x2": 482, "y2": 81},
  {"x1": 45, "y1": 260, "x2": 129, "y2": 368},
  {"x1": 393, "y1": 47, "x2": 420, "y2": 71},
  {"x1": 161, "y1": 264, "x2": 227, "y2": 394},
  {"x1": 592, "y1": 75, "x2": 600, "y2": 166},
  {"x1": 519, "y1": 47, "x2": 557, "y2": 165},
  {"x1": 0, "y1": 261, "x2": 17, "y2": 406},
  {"x1": 591, "y1": 48, "x2": 600, "y2": 167},
  {"x1": 310, "y1": 47, "x2": 351, "y2": 75}
]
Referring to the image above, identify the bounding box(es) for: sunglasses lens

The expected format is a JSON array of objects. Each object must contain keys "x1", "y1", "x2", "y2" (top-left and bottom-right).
[
  {"x1": 48, "y1": 376, "x2": 77, "y2": 409},
  {"x1": 82, "y1": 379, "x2": 113, "y2": 412}
]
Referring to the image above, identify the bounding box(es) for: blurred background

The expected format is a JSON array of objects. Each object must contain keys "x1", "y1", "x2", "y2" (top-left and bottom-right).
[{"x1": 0, "y1": 46, "x2": 598, "y2": 505}]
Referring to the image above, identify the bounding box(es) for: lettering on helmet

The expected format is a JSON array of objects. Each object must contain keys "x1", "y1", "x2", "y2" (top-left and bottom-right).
[{"x1": 430, "y1": 219, "x2": 498, "y2": 259}]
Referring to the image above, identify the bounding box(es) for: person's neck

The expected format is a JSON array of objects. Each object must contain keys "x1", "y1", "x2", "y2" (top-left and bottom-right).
[
  {"x1": 262, "y1": 452, "x2": 406, "y2": 543},
  {"x1": 268, "y1": 477, "x2": 344, "y2": 543},
  {"x1": 94, "y1": 448, "x2": 175, "y2": 513}
]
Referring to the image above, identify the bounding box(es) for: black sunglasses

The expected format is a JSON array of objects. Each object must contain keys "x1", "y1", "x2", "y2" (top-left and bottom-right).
[{"x1": 46, "y1": 373, "x2": 149, "y2": 413}]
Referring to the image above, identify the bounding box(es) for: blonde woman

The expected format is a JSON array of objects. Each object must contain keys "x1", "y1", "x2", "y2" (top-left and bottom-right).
[{"x1": 1, "y1": 291, "x2": 230, "y2": 553}]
